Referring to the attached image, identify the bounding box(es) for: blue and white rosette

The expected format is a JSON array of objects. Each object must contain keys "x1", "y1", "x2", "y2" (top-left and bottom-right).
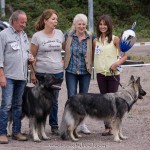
[{"x1": 117, "y1": 22, "x2": 137, "y2": 72}]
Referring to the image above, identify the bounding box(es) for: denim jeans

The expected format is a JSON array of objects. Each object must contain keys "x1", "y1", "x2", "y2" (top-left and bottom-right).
[
  {"x1": 65, "y1": 71, "x2": 91, "y2": 98},
  {"x1": 35, "y1": 72, "x2": 64, "y2": 129},
  {"x1": 0, "y1": 78, "x2": 26, "y2": 135}
]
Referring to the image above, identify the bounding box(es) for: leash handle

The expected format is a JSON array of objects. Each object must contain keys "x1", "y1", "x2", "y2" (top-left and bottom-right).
[{"x1": 109, "y1": 68, "x2": 123, "y2": 88}]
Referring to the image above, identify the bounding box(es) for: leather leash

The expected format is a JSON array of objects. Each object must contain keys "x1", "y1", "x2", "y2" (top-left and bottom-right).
[{"x1": 109, "y1": 68, "x2": 124, "y2": 88}]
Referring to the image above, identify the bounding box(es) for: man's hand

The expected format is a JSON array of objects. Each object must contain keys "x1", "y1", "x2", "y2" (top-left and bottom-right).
[{"x1": 0, "y1": 75, "x2": 6, "y2": 87}]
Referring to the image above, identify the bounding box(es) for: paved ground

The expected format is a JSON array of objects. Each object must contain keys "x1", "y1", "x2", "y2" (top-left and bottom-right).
[{"x1": 0, "y1": 45, "x2": 150, "y2": 150}]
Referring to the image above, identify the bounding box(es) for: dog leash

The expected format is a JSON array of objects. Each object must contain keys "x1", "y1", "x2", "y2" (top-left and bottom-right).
[
  {"x1": 28, "y1": 60, "x2": 37, "y2": 75},
  {"x1": 28, "y1": 62, "x2": 38, "y2": 84},
  {"x1": 109, "y1": 68, "x2": 124, "y2": 88}
]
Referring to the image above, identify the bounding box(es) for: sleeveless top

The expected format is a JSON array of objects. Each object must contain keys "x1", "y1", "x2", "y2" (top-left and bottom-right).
[{"x1": 94, "y1": 35, "x2": 120, "y2": 76}]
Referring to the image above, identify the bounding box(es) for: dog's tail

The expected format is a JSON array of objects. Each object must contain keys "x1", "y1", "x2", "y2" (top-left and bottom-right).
[{"x1": 59, "y1": 105, "x2": 71, "y2": 140}]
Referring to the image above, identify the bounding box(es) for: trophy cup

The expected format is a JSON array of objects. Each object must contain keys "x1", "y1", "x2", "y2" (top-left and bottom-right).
[{"x1": 117, "y1": 22, "x2": 137, "y2": 72}]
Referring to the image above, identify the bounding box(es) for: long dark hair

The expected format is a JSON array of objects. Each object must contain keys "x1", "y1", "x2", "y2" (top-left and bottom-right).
[
  {"x1": 96, "y1": 15, "x2": 112, "y2": 43},
  {"x1": 35, "y1": 9, "x2": 57, "y2": 31}
]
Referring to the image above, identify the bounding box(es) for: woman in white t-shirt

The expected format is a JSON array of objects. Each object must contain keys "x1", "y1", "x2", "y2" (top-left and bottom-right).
[{"x1": 30, "y1": 9, "x2": 64, "y2": 136}]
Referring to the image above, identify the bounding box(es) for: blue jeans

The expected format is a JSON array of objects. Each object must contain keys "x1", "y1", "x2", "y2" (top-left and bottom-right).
[
  {"x1": 0, "y1": 78, "x2": 26, "y2": 135},
  {"x1": 65, "y1": 71, "x2": 91, "y2": 98},
  {"x1": 35, "y1": 72, "x2": 64, "y2": 129}
]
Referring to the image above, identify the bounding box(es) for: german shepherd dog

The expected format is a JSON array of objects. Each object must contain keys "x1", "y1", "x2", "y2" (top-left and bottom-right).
[
  {"x1": 8, "y1": 74, "x2": 63, "y2": 142},
  {"x1": 60, "y1": 75, "x2": 146, "y2": 142}
]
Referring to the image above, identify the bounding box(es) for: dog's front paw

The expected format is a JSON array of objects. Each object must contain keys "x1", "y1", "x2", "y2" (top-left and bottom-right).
[
  {"x1": 76, "y1": 134, "x2": 82, "y2": 138},
  {"x1": 33, "y1": 138, "x2": 42, "y2": 142},
  {"x1": 71, "y1": 138, "x2": 79, "y2": 142},
  {"x1": 114, "y1": 137, "x2": 122, "y2": 142},
  {"x1": 120, "y1": 136, "x2": 128, "y2": 140},
  {"x1": 74, "y1": 132, "x2": 82, "y2": 138},
  {"x1": 42, "y1": 136, "x2": 50, "y2": 140},
  {"x1": 7, "y1": 133, "x2": 12, "y2": 137}
]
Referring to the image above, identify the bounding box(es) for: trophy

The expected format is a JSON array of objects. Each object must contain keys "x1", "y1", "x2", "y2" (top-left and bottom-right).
[{"x1": 117, "y1": 22, "x2": 137, "y2": 72}]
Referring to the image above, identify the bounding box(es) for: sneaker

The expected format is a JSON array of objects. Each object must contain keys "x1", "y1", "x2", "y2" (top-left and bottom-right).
[
  {"x1": 51, "y1": 127, "x2": 59, "y2": 136},
  {"x1": 79, "y1": 124, "x2": 91, "y2": 134},
  {"x1": 0, "y1": 135, "x2": 8, "y2": 144},
  {"x1": 12, "y1": 133, "x2": 28, "y2": 141}
]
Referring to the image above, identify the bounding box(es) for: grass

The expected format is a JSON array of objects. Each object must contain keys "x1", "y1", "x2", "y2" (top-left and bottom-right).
[
  {"x1": 128, "y1": 56, "x2": 150, "y2": 63},
  {"x1": 136, "y1": 37, "x2": 150, "y2": 42}
]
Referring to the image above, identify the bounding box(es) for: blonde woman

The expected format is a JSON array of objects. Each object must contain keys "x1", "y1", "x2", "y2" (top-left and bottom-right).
[{"x1": 63, "y1": 14, "x2": 96, "y2": 134}]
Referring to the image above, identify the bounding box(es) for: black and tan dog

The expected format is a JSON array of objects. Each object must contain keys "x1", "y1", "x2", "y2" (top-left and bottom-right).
[
  {"x1": 8, "y1": 74, "x2": 63, "y2": 142},
  {"x1": 60, "y1": 75, "x2": 146, "y2": 142}
]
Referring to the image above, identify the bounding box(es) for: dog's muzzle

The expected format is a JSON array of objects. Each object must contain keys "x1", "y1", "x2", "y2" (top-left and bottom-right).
[{"x1": 138, "y1": 89, "x2": 146, "y2": 99}]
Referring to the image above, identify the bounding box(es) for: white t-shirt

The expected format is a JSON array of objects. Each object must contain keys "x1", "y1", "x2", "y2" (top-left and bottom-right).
[{"x1": 31, "y1": 29, "x2": 64, "y2": 74}]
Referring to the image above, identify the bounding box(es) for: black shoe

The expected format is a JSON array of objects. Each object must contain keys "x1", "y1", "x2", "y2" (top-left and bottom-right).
[
  {"x1": 51, "y1": 128, "x2": 59, "y2": 136},
  {"x1": 101, "y1": 130, "x2": 113, "y2": 136}
]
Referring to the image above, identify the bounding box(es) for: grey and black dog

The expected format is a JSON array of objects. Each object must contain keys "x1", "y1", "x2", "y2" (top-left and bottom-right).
[
  {"x1": 60, "y1": 75, "x2": 146, "y2": 142},
  {"x1": 8, "y1": 74, "x2": 63, "y2": 142}
]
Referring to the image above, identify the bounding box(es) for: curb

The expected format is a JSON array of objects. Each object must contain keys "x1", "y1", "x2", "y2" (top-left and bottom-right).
[{"x1": 134, "y1": 42, "x2": 150, "y2": 46}]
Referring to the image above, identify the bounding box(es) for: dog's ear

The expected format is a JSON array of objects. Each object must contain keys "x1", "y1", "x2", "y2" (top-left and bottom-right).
[
  {"x1": 136, "y1": 77, "x2": 140, "y2": 85},
  {"x1": 129, "y1": 75, "x2": 135, "y2": 84}
]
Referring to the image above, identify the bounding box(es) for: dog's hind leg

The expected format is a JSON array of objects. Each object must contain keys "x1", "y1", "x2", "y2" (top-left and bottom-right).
[
  {"x1": 73, "y1": 119, "x2": 84, "y2": 138},
  {"x1": 73, "y1": 128, "x2": 82, "y2": 138},
  {"x1": 30, "y1": 118, "x2": 41, "y2": 142},
  {"x1": 68, "y1": 126, "x2": 79, "y2": 142},
  {"x1": 60, "y1": 111, "x2": 70, "y2": 140},
  {"x1": 67, "y1": 117, "x2": 79, "y2": 141},
  {"x1": 60, "y1": 108, "x2": 79, "y2": 141}
]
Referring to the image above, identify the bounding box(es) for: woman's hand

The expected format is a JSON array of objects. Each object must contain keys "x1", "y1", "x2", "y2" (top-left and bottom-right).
[{"x1": 110, "y1": 62, "x2": 119, "y2": 71}]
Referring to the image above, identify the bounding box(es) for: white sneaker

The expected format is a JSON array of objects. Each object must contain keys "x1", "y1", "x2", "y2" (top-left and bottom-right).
[{"x1": 79, "y1": 124, "x2": 91, "y2": 134}]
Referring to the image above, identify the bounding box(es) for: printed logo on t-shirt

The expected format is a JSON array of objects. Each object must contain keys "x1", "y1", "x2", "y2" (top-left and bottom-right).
[{"x1": 41, "y1": 39, "x2": 62, "y2": 52}]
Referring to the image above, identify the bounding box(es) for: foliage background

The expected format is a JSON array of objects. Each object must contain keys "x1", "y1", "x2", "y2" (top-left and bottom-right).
[{"x1": 1, "y1": 0, "x2": 150, "y2": 41}]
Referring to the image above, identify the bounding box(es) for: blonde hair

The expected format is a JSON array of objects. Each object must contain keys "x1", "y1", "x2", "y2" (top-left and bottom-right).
[
  {"x1": 35, "y1": 9, "x2": 57, "y2": 31},
  {"x1": 70, "y1": 14, "x2": 88, "y2": 32}
]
